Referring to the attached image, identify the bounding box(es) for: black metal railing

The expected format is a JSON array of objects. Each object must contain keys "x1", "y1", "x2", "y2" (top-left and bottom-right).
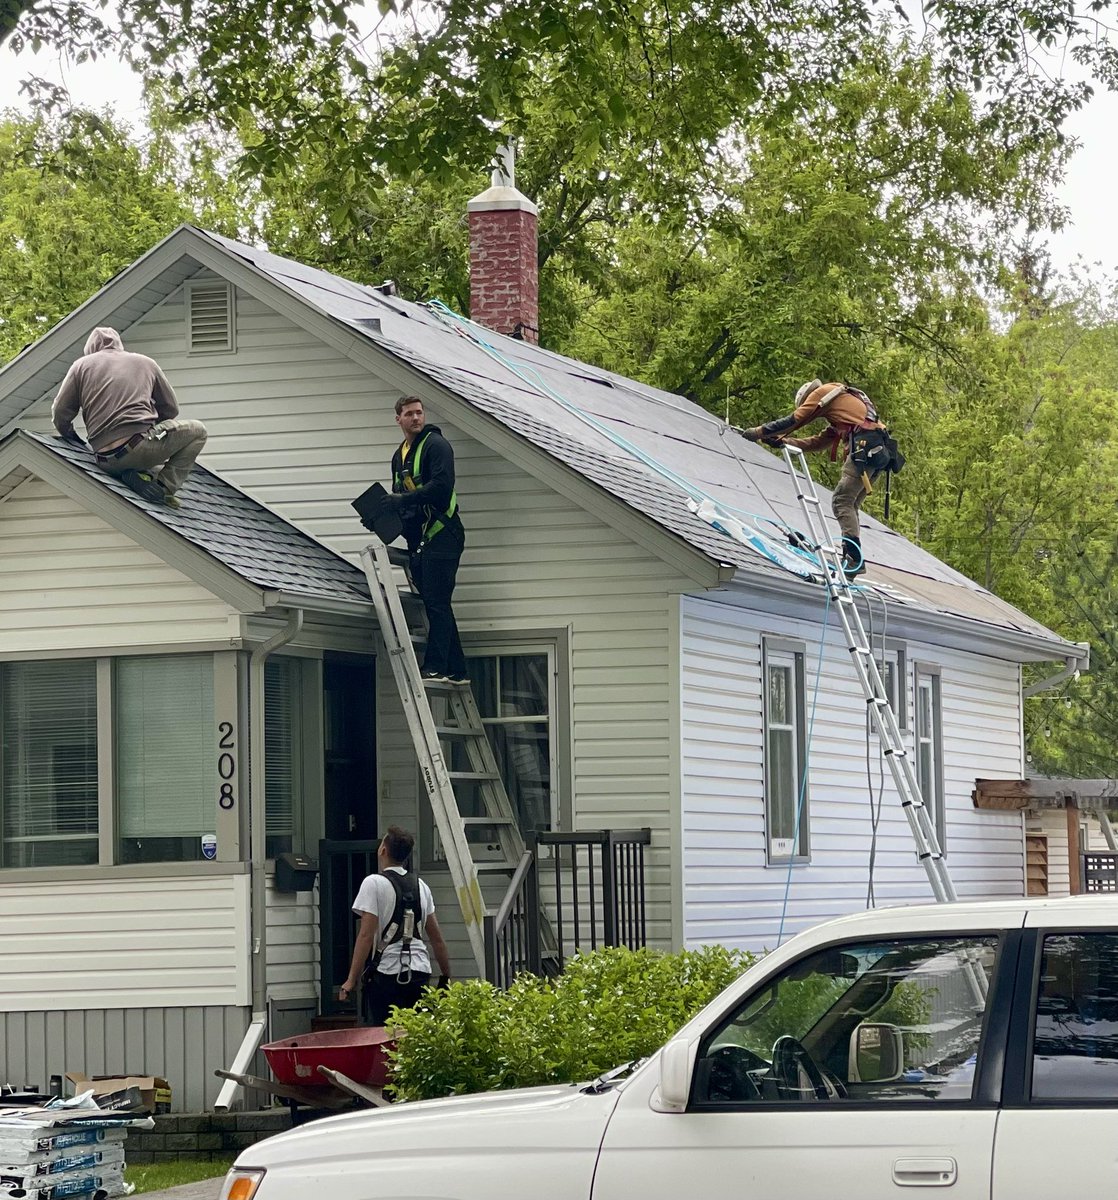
[
  {"x1": 483, "y1": 851, "x2": 541, "y2": 988},
  {"x1": 483, "y1": 828, "x2": 651, "y2": 989},
  {"x1": 1082, "y1": 851, "x2": 1118, "y2": 893},
  {"x1": 319, "y1": 839, "x2": 381, "y2": 1013}
]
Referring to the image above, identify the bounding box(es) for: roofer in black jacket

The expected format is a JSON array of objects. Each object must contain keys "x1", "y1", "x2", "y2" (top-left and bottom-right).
[{"x1": 387, "y1": 395, "x2": 468, "y2": 684}]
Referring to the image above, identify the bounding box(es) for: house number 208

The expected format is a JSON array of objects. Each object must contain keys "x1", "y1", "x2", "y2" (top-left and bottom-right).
[{"x1": 218, "y1": 721, "x2": 237, "y2": 809}]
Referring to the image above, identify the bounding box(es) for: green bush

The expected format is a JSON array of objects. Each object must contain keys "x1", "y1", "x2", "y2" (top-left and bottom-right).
[{"x1": 387, "y1": 944, "x2": 756, "y2": 1101}]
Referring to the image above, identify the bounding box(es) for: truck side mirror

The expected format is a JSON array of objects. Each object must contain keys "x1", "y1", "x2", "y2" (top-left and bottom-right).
[
  {"x1": 653, "y1": 1039, "x2": 693, "y2": 1112},
  {"x1": 848, "y1": 1023, "x2": 904, "y2": 1083}
]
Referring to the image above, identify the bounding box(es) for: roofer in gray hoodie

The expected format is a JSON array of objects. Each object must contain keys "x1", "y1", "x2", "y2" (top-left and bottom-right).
[{"x1": 51, "y1": 327, "x2": 207, "y2": 508}]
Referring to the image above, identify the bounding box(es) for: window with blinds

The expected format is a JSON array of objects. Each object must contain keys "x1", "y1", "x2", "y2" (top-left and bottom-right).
[
  {"x1": 115, "y1": 655, "x2": 215, "y2": 863},
  {"x1": 1, "y1": 660, "x2": 98, "y2": 868},
  {"x1": 265, "y1": 657, "x2": 303, "y2": 857}
]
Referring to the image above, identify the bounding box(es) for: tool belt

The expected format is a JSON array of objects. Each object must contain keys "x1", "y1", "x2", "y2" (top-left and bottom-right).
[
  {"x1": 849, "y1": 427, "x2": 904, "y2": 477},
  {"x1": 95, "y1": 430, "x2": 148, "y2": 461}
]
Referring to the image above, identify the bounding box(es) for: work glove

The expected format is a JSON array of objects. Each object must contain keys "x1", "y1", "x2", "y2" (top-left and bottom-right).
[
  {"x1": 733, "y1": 425, "x2": 765, "y2": 443},
  {"x1": 436, "y1": 974, "x2": 450, "y2": 990},
  {"x1": 59, "y1": 430, "x2": 88, "y2": 449}
]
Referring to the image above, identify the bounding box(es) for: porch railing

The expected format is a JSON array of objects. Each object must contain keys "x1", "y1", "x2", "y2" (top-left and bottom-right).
[{"x1": 484, "y1": 828, "x2": 652, "y2": 989}]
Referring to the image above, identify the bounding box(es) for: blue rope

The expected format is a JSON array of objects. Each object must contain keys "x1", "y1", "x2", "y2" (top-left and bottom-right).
[
  {"x1": 776, "y1": 584, "x2": 831, "y2": 947},
  {"x1": 423, "y1": 299, "x2": 825, "y2": 573}
]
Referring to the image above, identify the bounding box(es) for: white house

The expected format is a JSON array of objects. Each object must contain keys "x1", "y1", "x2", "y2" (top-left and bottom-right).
[{"x1": 0, "y1": 194, "x2": 1085, "y2": 1106}]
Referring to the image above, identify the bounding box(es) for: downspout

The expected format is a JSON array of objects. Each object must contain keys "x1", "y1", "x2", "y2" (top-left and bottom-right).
[
  {"x1": 215, "y1": 608, "x2": 304, "y2": 1113},
  {"x1": 1022, "y1": 641, "x2": 1090, "y2": 698}
]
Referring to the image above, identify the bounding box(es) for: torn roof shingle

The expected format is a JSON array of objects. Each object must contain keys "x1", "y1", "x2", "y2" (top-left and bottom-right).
[{"x1": 23, "y1": 430, "x2": 370, "y2": 609}]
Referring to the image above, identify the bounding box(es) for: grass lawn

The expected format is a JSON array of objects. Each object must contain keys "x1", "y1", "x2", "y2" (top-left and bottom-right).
[{"x1": 124, "y1": 1157, "x2": 234, "y2": 1195}]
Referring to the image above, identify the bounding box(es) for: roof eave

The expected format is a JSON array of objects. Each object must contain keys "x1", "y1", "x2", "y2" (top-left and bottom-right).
[{"x1": 719, "y1": 567, "x2": 1083, "y2": 665}]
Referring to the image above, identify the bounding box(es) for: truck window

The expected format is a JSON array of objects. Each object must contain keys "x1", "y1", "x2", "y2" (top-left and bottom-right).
[
  {"x1": 1032, "y1": 932, "x2": 1118, "y2": 1101},
  {"x1": 692, "y1": 936, "x2": 998, "y2": 1106}
]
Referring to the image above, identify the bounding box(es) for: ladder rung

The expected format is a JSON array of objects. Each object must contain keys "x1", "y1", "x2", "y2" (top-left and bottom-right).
[
  {"x1": 475, "y1": 861, "x2": 518, "y2": 873},
  {"x1": 435, "y1": 724, "x2": 485, "y2": 737},
  {"x1": 448, "y1": 770, "x2": 501, "y2": 782},
  {"x1": 462, "y1": 816, "x2": 515, "y2": 826}
]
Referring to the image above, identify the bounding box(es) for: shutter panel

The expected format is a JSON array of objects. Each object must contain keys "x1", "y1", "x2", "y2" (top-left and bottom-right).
[{"x1": 187, "y1": 281, "x2": 234, "y2": 352}]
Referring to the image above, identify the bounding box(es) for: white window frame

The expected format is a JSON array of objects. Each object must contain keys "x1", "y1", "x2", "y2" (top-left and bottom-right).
[
  {"x1": 880, "y1": 643, "x2": 908, "y2": 730},
  {"x1": 914, "y1": 664, "x2": 946, "y2": 852},
  {"x1": 763, "y1": 638, "x2": 810, "y2": 864},
  {"x1": 0, "y1": 650, "x2": 252, "y2": 871},
  {"x1": 421, "y1": 638, "x2": 564, "y2": 869}
]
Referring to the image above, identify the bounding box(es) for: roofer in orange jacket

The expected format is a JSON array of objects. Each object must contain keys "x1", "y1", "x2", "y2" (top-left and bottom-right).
[{"x1": 737, "y1": 380, "x2": 903, "y2": 579}]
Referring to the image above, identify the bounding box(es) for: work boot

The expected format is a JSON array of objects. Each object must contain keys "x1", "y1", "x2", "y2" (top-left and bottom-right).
[
  {"x1": 841, "y1": 536, "x2": 866, "y2": 579},
  {"x1": 158, "y1": 479, "x2": 182, "y2": 509},
  {"x1": 120, "y1": 469, "x2": 166, "y2": 504}
]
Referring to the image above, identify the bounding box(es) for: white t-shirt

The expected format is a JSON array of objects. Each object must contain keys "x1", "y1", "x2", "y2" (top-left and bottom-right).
[{"x1": 352, "y1": 867, "x2": 436, "y2": 976}]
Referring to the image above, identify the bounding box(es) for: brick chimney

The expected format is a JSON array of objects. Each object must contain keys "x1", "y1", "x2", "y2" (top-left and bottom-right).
[{"x1": 467, "y1": 142, "x2": 539, "y2": 344}]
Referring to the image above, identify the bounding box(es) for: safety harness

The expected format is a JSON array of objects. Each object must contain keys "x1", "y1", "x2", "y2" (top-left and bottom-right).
[
  {"x1": 395, "y1": 430, "x2": 459, "y2": 544},
  {"x1": 369, "y1": 870, "x2": 425, "y2": 986}
]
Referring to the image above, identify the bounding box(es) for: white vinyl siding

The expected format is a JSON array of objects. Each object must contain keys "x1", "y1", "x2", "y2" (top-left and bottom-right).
[
  {"x1": 0, "y1": 476, "x2": 241, "y2": 653},
  {"x1": 265, "y1": 874, "x2": 319, "y2": 1001},
  {"x1": 0, "y1": 873, "x2": 250, "y2": 1010},
  {"x1": 680, "y1": 594, "x2": 1027, "y2": 951}
]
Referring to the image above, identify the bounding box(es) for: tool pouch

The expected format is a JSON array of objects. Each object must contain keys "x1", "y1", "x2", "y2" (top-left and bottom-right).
[{"x1": 851, "y1": 428, "x2": 904, "y2": 476}]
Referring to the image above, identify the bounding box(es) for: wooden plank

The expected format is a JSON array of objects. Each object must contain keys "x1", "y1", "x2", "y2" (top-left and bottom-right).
[{"x1": 1068, "y1": 805, "x2": 1083, "y2": 894}]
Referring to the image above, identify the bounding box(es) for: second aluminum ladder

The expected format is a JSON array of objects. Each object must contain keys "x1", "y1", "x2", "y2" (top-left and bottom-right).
[{"x1": 783, "y1": 445, "x2": 959, "y2": 906}]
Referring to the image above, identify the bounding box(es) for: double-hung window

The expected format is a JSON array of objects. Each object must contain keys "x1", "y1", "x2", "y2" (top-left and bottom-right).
[
  {"x1": 763, "y1": 640, "x2": 809, "y2": 862},
  {"x1": 914, "y1": 665, "x2": 945, "y2": 851},
  {"x1": 466, "y1": 649, "x2": 556, "y2": 835}
]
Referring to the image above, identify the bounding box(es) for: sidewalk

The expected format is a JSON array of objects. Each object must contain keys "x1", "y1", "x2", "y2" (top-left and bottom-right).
[{"x1": 139, "y1": 1179, "x2": 226, "y2": 1200}]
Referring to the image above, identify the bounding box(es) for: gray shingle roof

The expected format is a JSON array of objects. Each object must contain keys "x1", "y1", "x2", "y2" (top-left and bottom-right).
[{"x1": 21, "y1": 430, "x2": 369, "y2": 608}]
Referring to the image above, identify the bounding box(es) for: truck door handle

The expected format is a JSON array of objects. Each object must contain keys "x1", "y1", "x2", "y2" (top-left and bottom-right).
[{"x1": 892, "y1": 1158, "x2": 957, "y2": 1187}]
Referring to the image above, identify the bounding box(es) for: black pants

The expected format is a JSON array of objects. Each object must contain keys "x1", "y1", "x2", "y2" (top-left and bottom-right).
[
  {"x1": 410, "y1": 524, "x2": 466, "y2": 676},
  {"x1": 363, "y1": 968, "x2": 431, "y2": 1025}
]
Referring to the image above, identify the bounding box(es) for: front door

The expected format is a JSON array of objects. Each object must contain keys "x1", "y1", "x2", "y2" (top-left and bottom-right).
[
  {"x1": 319, "y1": 656, "x2": 377, "y2": 1012},
  {"x1": 595, "y1": 933, "x2": 1004, "y2": 1199}
]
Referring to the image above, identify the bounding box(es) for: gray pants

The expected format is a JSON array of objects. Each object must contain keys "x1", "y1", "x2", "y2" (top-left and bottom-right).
[
  {"x1": 98, "y1": 419, "x2": 208, "y2": 495},
  {"x1": 832, "y1": 456, "x2": 879, "y2": 541}
]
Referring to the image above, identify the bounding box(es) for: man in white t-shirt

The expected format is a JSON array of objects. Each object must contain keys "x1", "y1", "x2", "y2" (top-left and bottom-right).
[{"x1": 338, "y1": 826, "x2": 452, "y2": 1024}]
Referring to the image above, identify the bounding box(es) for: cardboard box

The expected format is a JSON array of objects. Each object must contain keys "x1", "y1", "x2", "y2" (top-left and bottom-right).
[{"x1": 64, "y1": 1074, "x2": 171, "y2": 1115}]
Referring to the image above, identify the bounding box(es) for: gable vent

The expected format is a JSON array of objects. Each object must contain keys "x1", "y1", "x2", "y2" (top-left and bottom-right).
[{"x1": 187, "y1": 280, "x2": 235, "y2": 353}]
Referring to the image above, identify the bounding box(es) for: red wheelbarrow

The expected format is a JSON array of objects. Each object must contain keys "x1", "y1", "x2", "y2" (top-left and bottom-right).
[{"x1": 216, "y1": 1026, "x2": 396, "y2": 1118}]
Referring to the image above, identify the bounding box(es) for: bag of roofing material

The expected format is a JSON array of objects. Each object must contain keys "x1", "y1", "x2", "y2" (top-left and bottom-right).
[{"x1": 0, "y1": 1127, "x2": 126, "y2": 1164}]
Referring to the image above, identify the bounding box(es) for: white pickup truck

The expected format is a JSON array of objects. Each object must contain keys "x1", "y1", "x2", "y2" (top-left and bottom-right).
[{"x1": 221, "y1": 895, "x2": 1118, "y2": 1200}]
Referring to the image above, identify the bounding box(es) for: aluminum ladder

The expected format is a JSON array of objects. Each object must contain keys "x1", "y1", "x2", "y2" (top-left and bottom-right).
[
  {"x1": 359, "y1": 536, "x2": 541, "y2": 976},
  {"x1": 782, "y1": 445, "x2": 959, "y2": 906}
]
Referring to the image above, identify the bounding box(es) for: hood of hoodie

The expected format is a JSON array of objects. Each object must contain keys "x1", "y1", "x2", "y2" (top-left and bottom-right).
[{"x1": 84, "y1": 327, "x2": 124, "y2": 354}]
